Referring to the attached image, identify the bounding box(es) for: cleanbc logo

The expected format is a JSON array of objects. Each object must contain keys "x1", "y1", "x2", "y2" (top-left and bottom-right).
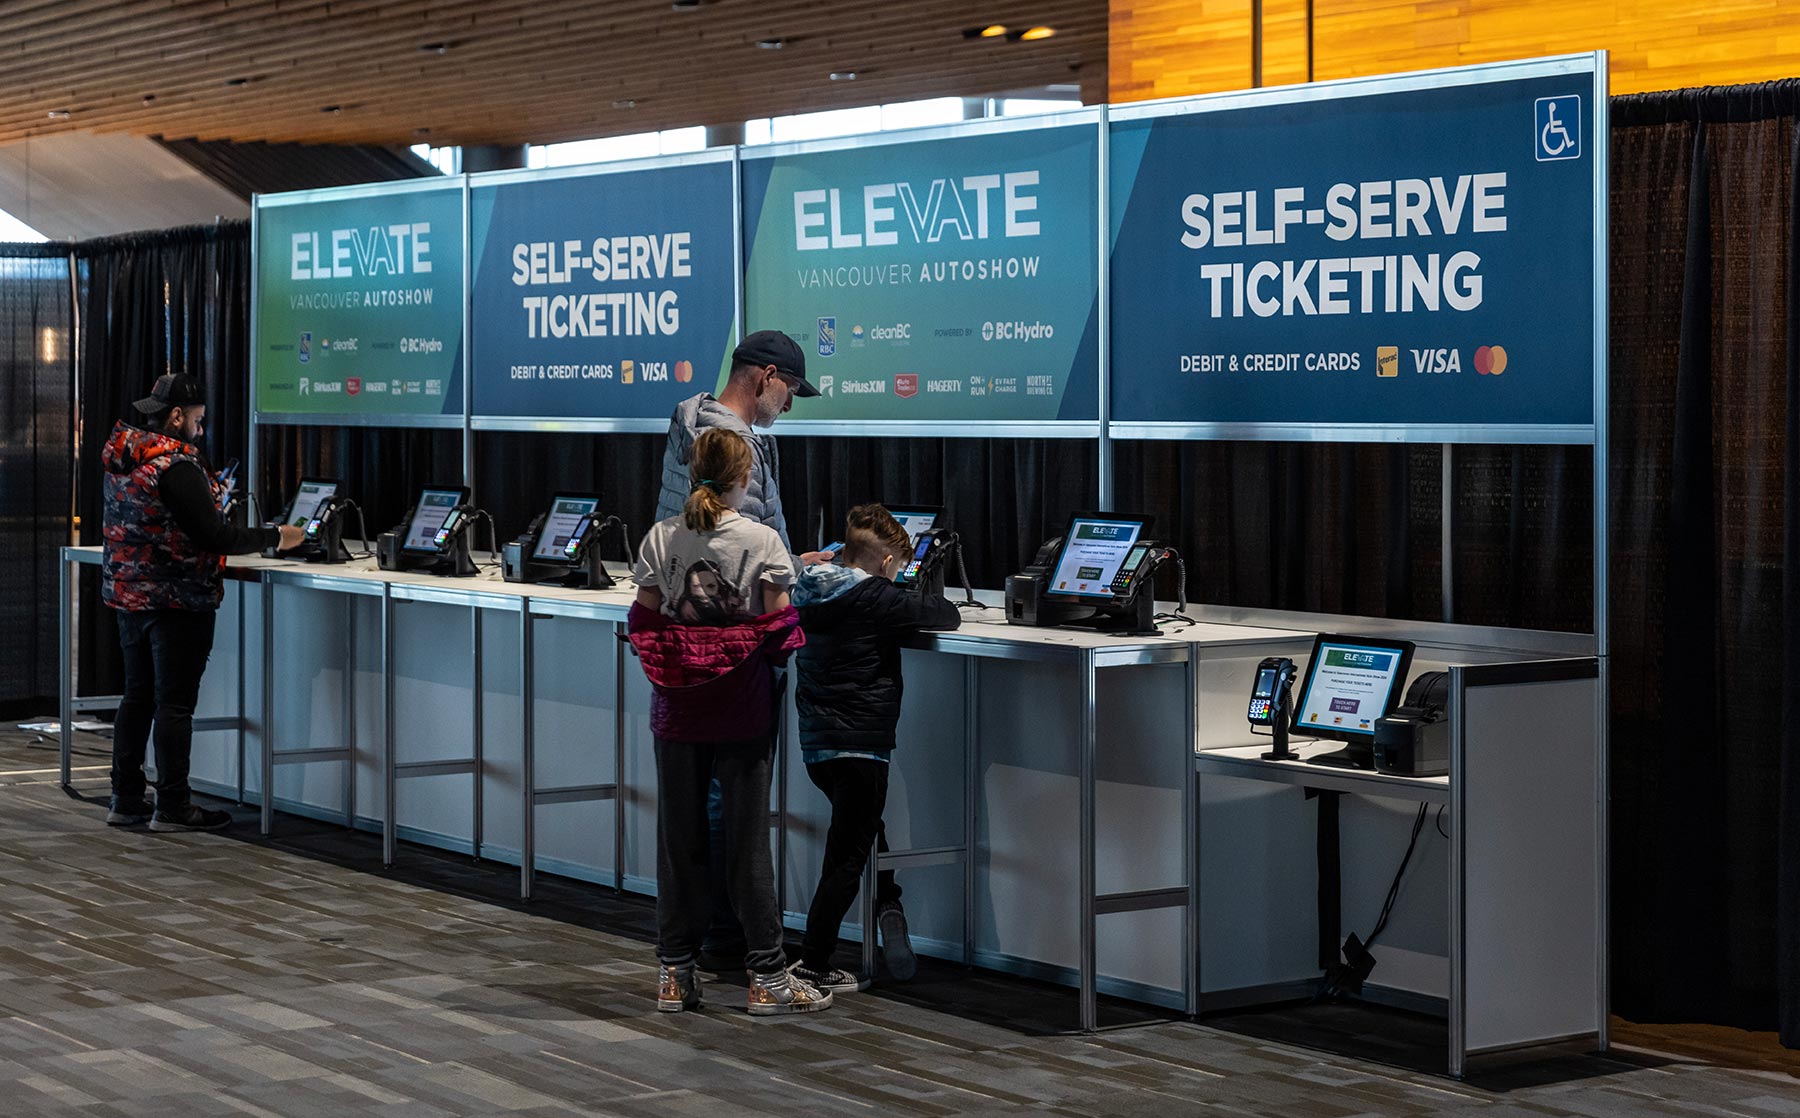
[
  {"x1": 982, "y1": 320, "x2": 1055, "y2": 343},
  {"x1": 817, "y1": 316, "x2": 836, "y2": 357},
  {"x1": 869, "y1": 323, "x2": 911, "y2": 342}
]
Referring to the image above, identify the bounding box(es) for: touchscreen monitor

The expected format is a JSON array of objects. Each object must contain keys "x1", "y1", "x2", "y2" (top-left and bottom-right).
[
  {"x1": 531, "y1": 494, "x2": 603, "y2": 562},
  {"x1": 282, "y1": 478, "x2": 339, "y2": 528},
  {"x1": 1046, "y1": 513, "x2": 1153, "y2": 600},
  {"x1": 1292, "y1": 634, "x2": 1416, "y2": 748},
  {"x1": 402, "y1": 486, "x2": 470, "y2": 553},
  {"x1": 886, "y1": 505, "x2": 943, "y2": 547}
]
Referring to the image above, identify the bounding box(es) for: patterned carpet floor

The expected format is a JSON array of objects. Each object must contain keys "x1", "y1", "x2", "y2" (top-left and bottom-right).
[{"x1": 0, "y1": 729, "x2": 1792, "y2": 1116}]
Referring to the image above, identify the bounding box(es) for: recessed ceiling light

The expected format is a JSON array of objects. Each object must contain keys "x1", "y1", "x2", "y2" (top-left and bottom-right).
[
  {"x1": 320, "y1": 105, "x2": 342, "y2": 114},
  {"x1": 46, "y1": 109, "x2": 70, "y2": 120},
  {"x1": 141, "y1": 93, "x2": 157, "y2": 104},
  {"x1": 829, "y1": 71, "x2": 857, "y2": 81},
  {"x1": 419, "y1": 41, "x2": 449, "y2": 54},
  {"x1": 224, "y1": 76, "x2": 253, "y2": 87},
  {"x1": 671, "y1": 0, "x2": 712, "y2": 9},
  {"x1": 965, "y1": 24, "x2": 1007, "y2": 38},
  {"x1": 755, "y1": 37, "x2": 785, "y2": 49},
  {"x1": 1020, "y1": 25, "x2": 1056, "y2": 40},
  {"x1": 414, "y1": 126, "x2": 432, "y2": 136},
  {"x1": 612, "y1": 99, "x2": 637, "y2": 109}
]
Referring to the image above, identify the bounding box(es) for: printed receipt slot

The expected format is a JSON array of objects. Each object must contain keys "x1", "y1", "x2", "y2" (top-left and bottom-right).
[
  {"x1": 501, "y1": 492, "x2": 623, "y2": 589},
  {"x1": 376, "y1": 485, "x2": 480, "y2": 577},
  {"x1": 1005, "y1": 512, "x2": 1165, "y2": 635}
]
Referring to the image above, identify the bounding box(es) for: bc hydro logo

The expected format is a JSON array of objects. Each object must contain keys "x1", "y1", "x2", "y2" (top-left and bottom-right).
[
  {"x1": 817, "y1": 317, "x2": 836, "y2": 357},
  {"x1": 1535, "y1": 95, "x2": 1581, "y2": 162}
]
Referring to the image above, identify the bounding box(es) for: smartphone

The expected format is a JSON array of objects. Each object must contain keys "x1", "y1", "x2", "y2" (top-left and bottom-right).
[{"x1": 822, "y1": 540, "x2": 844, "y2": 556}]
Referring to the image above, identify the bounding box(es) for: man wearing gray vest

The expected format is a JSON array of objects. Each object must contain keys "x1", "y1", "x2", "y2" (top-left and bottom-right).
[
  {"x1": 654, "y1": 330, "x2": 819, "y2": 545},
  {"x1": 653, "y1": 329, "x2": 824, "y2": 972}
]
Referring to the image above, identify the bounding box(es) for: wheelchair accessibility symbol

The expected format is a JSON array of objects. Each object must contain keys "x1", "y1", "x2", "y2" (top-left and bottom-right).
[{"x1": 1535, "y1": 95, "x2": 1581, "y2": 162}]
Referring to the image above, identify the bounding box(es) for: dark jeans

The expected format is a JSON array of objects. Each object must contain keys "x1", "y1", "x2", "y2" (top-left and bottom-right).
[
  {"x1": 654, "y1": 734, "x2": 786, "y2": 975},
  {"x1": 112, "y1": 608, "x2": 218, "y2": 807},
  {"x1": 801, "y1": 757, "x2": 902, "y2": 972},
  {"x1": 702, "y1": 672, "x2": 786, "y2": 957}
]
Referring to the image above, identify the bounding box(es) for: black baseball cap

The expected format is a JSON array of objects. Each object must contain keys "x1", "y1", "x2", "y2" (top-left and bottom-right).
[
  {"x1": 132, "y1": 373, "x2": 206, "y2": 414},
  {"x1": 731, "y1": 330, "x2": 818, "y2": 397}
]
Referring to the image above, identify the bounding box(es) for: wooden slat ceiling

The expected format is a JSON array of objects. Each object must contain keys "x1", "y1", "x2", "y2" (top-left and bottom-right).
[{"x1": 0, "y1": 0, "x2": 1106, "y2": 148}]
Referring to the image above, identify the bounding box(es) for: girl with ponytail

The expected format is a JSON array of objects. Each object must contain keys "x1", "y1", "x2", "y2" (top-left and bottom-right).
[{"x1": 627, "y1": 428, "x2": 829, "y2": 1016}]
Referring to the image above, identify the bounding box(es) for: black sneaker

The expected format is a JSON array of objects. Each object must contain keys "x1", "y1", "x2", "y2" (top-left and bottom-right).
[
  {"x1": 789, "y1": 962, "x2": 869, "y2": 994},
  {"x1": 148, "y1": 803, "x2": 232, "y2": 833},
  {"x1": 878, "y1": 904, "x2": 917, "y2": 981},
  {"x1": 105, "y1": 796, "x2": 155, "y2": 826}
]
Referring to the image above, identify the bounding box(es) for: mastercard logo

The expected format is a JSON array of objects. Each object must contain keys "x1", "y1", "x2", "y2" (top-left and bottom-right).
[
  {"x1": 1474, "y1": 345, "x2": 1508, "y2": 375},
  {"x1": 674, "y1": 360, "x2": 693, "y2": 383}
]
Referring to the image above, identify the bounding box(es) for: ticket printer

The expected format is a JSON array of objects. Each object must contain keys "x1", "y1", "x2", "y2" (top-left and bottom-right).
[{"x1": 1372, "y1": 671, "x2": 1451, "y2": 776}]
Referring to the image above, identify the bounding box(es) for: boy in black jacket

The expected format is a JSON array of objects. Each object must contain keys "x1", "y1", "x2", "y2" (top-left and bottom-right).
[{"x1": 790, "y1": 504, "x2": 961, "y2": 992}]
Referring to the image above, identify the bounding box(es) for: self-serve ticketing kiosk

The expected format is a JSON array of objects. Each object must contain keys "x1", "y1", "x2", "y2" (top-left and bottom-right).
[
  {"x1": 501, "y1": 492, "x2": 625, "y2": 590},
  {"x1": 886, "y1": 505, "x2": 956, "y2": 597},
  {"x1": 264, "y1": 477, "x2": 357, "y2": 563},
  {"x1": 376, "y1": 485, "x2": 480, "y2": 577},
  {"x1": 1005, "y1": 512, "x2": 1171, "y2": 635},
  {"x1": 1246, "y1": 634, "x2": 1417, "y2": 769}
]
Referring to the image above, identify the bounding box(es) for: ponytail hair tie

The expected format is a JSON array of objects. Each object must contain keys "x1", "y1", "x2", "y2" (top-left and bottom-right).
[{"x1": 691, "y1": 478, "x2": 719, "y2": 493}]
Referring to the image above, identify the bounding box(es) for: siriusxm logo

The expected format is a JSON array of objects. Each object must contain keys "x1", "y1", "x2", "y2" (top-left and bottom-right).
[
  {"x1": 817, "y1": 317, "x2": 836, "y2": 357},
  {"x1": 982, "y1": 320, "x2": 1055, "y2": 343}
]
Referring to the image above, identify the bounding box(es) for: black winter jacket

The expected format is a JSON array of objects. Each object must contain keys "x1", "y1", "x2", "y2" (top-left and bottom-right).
[{"x1": 794, "y1": 572, "x2": 961, "y2": 752}]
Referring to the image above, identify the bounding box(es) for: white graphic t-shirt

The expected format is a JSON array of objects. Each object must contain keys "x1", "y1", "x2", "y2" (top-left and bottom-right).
[{"x1": 632, "y1": 510, "x2": 794, "y2": 624}]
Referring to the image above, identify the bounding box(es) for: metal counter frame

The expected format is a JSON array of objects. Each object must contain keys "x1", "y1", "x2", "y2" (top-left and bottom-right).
[{"x1": 59, "y1": 547, "x2": 1212, "y2": 1032}]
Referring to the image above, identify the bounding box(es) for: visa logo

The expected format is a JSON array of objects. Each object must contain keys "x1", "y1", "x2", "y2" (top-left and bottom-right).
[{"x1": 1411, "y1": 348, "x2": 1462, "y2": 374}]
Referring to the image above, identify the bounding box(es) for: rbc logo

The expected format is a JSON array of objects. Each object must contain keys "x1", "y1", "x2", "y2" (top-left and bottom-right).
[
  {"x1": 817, "y1": 317, "x2": 836, "y2": 357},
  {"x1": 1535, "y1": 95, "x2": 1580, "y2": 162},
  {"x1": 298, "y1": 332, "x2": 311, "y2": 363}
]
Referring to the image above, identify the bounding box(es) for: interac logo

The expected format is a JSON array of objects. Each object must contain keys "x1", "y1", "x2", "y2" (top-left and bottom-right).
[
  {"x1": 1376, "y1": 346, "x2": 1399, "y2": 378},
  {"x1": 621, "y1": 359, "x2": 635, "y2": 385}
]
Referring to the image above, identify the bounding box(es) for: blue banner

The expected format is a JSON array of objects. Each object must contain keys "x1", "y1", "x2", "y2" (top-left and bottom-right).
[
  {"x1": 741, "y1": 120, "x2": 1099, "y2": 425},
  {"x1": 470, "y1": 158, "x2": 738, "y2": 419},
  {"x1": 1109, "y1": 62, "x2": 1599, "y2": 432}
]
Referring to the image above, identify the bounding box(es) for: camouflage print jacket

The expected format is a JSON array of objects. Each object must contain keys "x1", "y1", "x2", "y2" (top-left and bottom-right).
[{"x1": 101, "y1": 421, "x2": 227, "y2": 612}]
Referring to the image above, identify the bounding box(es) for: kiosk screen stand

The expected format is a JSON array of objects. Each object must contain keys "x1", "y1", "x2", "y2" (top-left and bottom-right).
[
  {"x1": 532, "y1": 496, "x2": 601, "y2": 561},
  {"x1": 283, "y1": 480, "x2": 338, "y2": 528},
  {"x1": 1293, "y1": 635, "x2": 1415, "y2": 768},
  {"x1": 1049, "y1": 517, "x2": 1145, "y2": 599},
  {"x1": 888, "y1": 507, "x2": 942, "y2": 547},
  {"x1": 403, "y1": 489, "x2": 465, "y2": 553}
]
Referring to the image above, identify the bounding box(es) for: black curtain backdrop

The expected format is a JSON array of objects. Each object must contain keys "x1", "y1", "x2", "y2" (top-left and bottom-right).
[
  {"x1": 1608, "y1": 83, "x2": 1799, "y2": 1043},
  {"x1": 0, "y1": 243, "x2": 74, "y2": 715},
  {"x1": 54, "y1": 80, "x2": 1800, "y2": 1042},
  {"x1": 74, "y1": 222, "x2": 252, "y2": 695}
]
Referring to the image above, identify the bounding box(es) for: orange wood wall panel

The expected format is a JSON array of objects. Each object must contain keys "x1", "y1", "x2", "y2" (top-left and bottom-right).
[{"x1": 1111, "y1": 0, "x2": 1800, "y2": 101}]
